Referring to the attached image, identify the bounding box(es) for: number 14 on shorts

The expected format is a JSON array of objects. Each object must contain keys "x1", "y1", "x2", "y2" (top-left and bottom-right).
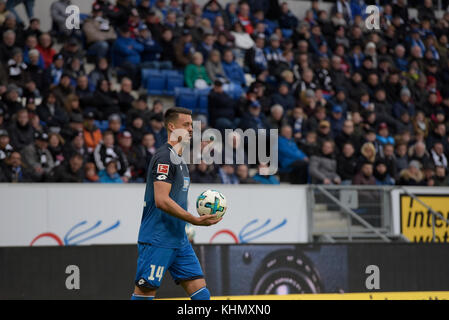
[{"x1": 148, "y1": 265, "x2": 164, "y2": 282}]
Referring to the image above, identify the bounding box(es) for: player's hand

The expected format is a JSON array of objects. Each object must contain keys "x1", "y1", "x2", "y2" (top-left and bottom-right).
[{"x1": 192, "y1": 215, "x2": 222, "y2": 226}]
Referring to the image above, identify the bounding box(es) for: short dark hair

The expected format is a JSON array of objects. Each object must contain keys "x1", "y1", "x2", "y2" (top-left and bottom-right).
[{"x1": 164, "y1": 107, "x2": 192, "y2": 128}]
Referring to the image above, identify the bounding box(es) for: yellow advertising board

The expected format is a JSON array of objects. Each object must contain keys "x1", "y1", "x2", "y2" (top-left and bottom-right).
[{"x1": 400, "y1": 194, "x2": 449, "y2": 242}]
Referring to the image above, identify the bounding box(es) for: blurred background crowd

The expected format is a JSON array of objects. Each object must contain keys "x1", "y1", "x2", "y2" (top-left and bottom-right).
[{"x1": 0, "y1": 0, "x2": 448, "y2": 186}]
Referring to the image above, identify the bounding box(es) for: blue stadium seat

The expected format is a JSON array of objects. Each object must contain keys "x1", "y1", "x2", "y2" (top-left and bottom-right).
[
  {"x1": 175, "y1": 87, "x2": 198, "y2": 111},
  {"x1": 164, "y1": 70, "x2": 185, "y2": 96},
  {"x1": 196, "y1": 88, "x2": 211, "y2": 115},
  {"x1": 143, "y1": 69, "x2": 165, "y2": 95}
]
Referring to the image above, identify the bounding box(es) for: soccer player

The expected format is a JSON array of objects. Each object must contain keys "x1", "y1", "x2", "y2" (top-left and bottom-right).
[{"x1": 132, "y1": 107, "x2": 221, "y2": 300}]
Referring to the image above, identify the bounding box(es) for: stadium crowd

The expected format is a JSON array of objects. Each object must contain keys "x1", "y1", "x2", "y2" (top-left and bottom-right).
[{"x1": 0, "y1": 0, "x2": 448, "y2": 186}]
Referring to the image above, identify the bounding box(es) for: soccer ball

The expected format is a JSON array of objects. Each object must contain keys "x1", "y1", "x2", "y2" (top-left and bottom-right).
[{"x1": 196, "y1": 189, "x2": 227, "y2": 219}]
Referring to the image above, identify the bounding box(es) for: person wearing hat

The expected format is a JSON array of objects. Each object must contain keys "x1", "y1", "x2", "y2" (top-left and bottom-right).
[
  {"x1": 173, "y1": 27, "x2": 196, "y2": 68},
  {"x1": 111, "y1": 25, "x2": 143, "y2": 86},
  {"x1": 43, "y1": 52, "x2": 64, "y2": 87},
  {"x1": 127, "y1": 112, "x2": 146, "y2": 146},
  {"x1": 376, "y1": 122, "x2": 395, "y2": 147},
  {"x1": 20, "y1": 130, "x2": 55, "y2": 181},
  {"x1": 329, "y1": 105, "x2": 345, "y2": 137},
  {"x1": 397, "y1": 160, "x2": 425, "y2": 186},
  {"x1": 136, "y1": 22, "x2": 164, "y2": 67},
  {"x1": 3, "y1": 84, "x2": 22, "y2": 116},
  {"x1": 82, "y1": 3, "x2": 117, "y2": 60},
  {"x1": 83, "y1": 110, "x2": 103, "y2": 153},
  {"x1": 148, "y1": 112, "x2": 167, "y2": 149}
]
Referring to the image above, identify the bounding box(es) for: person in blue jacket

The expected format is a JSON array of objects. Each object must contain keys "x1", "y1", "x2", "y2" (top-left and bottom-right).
[
  {"x1": 252, "y1": 163, "x2": 280, "y2": 184},
  {"x1": 112, "y1": 25, "x2": 144, "y2": 87},
  {"x1": 222, "y1": 49, "x2": 246, "y2": 87},
  {"x1": 278, "y1": 124, "x2": 309, "y2": 184},
  {"x1": 99, "y1": 160, "x2": 124, "y2": 183}
]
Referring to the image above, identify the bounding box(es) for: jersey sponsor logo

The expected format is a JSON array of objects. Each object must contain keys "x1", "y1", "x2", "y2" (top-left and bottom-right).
[
  {"x1": 157, "y1": 164, "x2": 170, "y2": 175},
  {"x1": 183, "y1": 177, "x2": 190, "y2": 191},
  {"x1": 157, "y1": 174, "x2": 168, "y2": 181}
]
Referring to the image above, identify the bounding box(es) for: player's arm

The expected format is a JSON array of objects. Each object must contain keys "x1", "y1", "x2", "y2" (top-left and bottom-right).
[{"x1": 154, "y1": 181, "x2": 221, "y2": 226}]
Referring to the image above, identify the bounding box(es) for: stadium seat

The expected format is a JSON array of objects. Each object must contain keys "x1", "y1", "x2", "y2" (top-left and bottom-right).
[
  {"x1": 196, "y1": 88, "x2": 211, "y2": 115},
  {"x1": 143, "y1": 69, "x2": 165, "y2": 95},
  {"x1": 175, "y1": 87, "x2": 198, "y2": 111},
  {"x1": 164, "y1": 70, "x2": 185, "y2": 96}
]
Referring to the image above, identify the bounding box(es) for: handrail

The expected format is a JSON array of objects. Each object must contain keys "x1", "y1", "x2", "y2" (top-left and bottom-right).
[
  {"x1": 315, "y1": 185, "x2": 391, "y2": 242},
  {"x1": 398, "y1": 186, "x2": 449, "y2": 243}
]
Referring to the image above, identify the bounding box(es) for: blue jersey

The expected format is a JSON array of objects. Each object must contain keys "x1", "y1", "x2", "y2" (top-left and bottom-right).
[{"x1": 137, "y1": 143, "x2": 190, "y2": 248}]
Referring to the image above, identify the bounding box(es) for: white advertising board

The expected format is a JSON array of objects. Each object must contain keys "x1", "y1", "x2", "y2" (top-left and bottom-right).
[{"x1": 0, "y1": 184, "x2": 308, "y2": 246}]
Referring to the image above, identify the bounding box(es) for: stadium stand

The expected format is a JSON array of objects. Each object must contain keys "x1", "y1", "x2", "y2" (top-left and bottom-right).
[{"x1": 0, "y1": 0, "x2": 448, "y2": 187}]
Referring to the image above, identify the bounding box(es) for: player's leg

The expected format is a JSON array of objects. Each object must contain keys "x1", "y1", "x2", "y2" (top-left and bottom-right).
[
  {"x1": 180, "y1": 278, "x2": 211, "y2": 300},
  {"x1": 168, "y1": 243, "x2": 210, "y2": 300},
  {"x1": 132, "y1": 243, "x2": 174, "y2": 300}
]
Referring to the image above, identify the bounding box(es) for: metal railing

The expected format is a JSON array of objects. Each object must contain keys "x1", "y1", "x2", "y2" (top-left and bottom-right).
[
  {"x1": 398, "y1": 186, "x2": 449, "y2": 243},
  {"x1": 308, "y1": 185, "x2": 449, "y2": 243}
]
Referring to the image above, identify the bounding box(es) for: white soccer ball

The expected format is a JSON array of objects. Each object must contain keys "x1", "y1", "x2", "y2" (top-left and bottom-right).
[{"x1": 196, "y1": 189, "x2": 227, "y2": 219}]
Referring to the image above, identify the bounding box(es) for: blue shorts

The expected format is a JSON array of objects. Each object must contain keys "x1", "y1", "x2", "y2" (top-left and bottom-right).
[{"x1": 134, "y1": 242, "x2": 204, "y2": 289}]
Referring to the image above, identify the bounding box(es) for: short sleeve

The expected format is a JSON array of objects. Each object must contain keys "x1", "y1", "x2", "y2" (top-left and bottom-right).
[{"x1": 151, "y1": 152, "x2": 176, "y2": 184}]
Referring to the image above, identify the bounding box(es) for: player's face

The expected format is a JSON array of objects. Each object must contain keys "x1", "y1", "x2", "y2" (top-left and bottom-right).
[{"x1": 171, "y1": 113, "x2": 193, "y2": 144}]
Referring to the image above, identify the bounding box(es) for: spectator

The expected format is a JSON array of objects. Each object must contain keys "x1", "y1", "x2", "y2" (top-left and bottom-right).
[
  {"x1": 245, "y1": 33, "x2": 268, "y2": 76},
  {"x1": 267, "y1": 104, "x2": 287, "y2": 130},
  {"x1": 309, "y1": 140, "x2": 341, "y2": 185},
  {"x1": 218, "y1": 164, "x2": 239, "y2": 184},
  {"x1": 112, "y1": 25, "x2": 143, "y2": 85},
  {"x1": 82, "y1": 111, "x2": 102, "y2": 153},
  {"x1": 132, "y1": 132, "x2": 156, "y2": 181},
  {"x1": 8, "y1": 108, "x2": 34, "y2": 151},
  {"x1": 184, "y1": 52, "x2": 211, "y2": 89},
  {"x1": 0, "y1": 150, "x2": 34, "y2": 182},
  {"x1": 174, "y1": 29, "x2": 196, "y2": 69},
  {"x1": 83, "y1": 4, "x2": 117, "y2": 59},
  {"x1": 236, "y1": 164, "x2": 258, "y2": 184},
  {"x1": 88, "y1": 57, "x2": 113, "y2": 89},
  {"x1": 352, "y1": 162, "x2": 376, "y2": 185},
  {"x1": 93, "y1": 130, "x2": 129, "y2": 180},
  {"x1": 208, "y1": 79, "x2": 236, "y2": 130},
  {"x1": 37, "y1": 91, "x2": 69, "y2": 130},
  {"x1": 434, "y1": 165, "x2": 449, "y2": 186},
  {"x1": 21, "y1": 131, "x2": 55, "y2": 181},
  {"x1": 271, "y1": 82, "x2": 295, "y2": 112},
  {"x1": 84, "y1": 161, "x2": 99, "y2": 183},
  {"x1": 409, "y1": 141, "x2": 432, "y2": 168},
  {"x1": 397, "y1": 160, "x2": 425, "y2": 185},
  {"x1": 252, "y1": 162, "x2": 280, "y2": 185},
  {"x1": 98, "y1": 159, "x2": 123, "y2": 183},
  {"x1": 373, "y1": 159, "x2": 395, "y2": 185},
  {"x1": 0, "y1": 128, "x2": 13, "y2": 160},
  {"x1": 337, "y1": 142, "x2": 358, "y2": 185},
  {"x1": 49, "y1": 153, "x2": 84, "y2": 182},
  {"x1": 50, "y1": 0, "x2": 73, "y2": 37},
  {"x1": 148, "y1": 113, "x2": 167, "y2": 149},
  {"x1": 205, "y1": 49, "x2": 227, "y2": 83},
  {"x1": 430, "y1": 142, "x2": 448, "y2": 169},
  {"x1": 222, "y1": 49, "x2": 246, "y2": 88}
]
